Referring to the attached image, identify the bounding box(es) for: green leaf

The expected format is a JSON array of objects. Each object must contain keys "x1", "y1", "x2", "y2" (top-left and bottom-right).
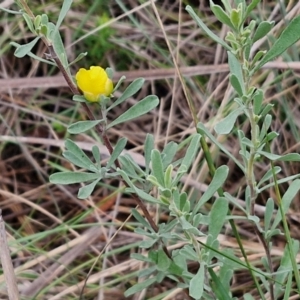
[
  {"x1": 106, "y1": 95, "x2": 159, "y2": 129},
  {"x1": 49, "y1": 172, "x2": 99, "y2": 184},
  {"x1": 23, "y1": 13, "x2": 36, "y2": 33},
  {"x1": 124, "y1": 277, "x2": 156, "y2": 297},
  {"x1": 72, "y1": 95, "x2": 86, "y2": 102},
  {"x1": 271, "y1": 179, "x2": 300, "y2": 230},
  {"x1": 10, "y1": 42, "x2": 56, "y2": 65},
  {"x1": 112, "y1": 76, "x2": 126, "y2": 93},
  {"x1": 264, "y1": 198, "x2": 274, "y2": 232},
  {"x1": 55, "y1": 0, "x2": 73, "y2": 31},
  {"x1": 278, "y1": 153, "x2": 300, "y2": 162},
  {"x1": 253, "y1": 89, "x2": 264, "y2": 115},
  {"x1": 257, "y1": 166, "x2": 281, "y2": 188},
  {"x1": 229, "y1": 74, "x2": 244, "y2": 96},
  {"x1": 228, "y1": 52, "x2": 244, "y2": 91},
  {"x1": 68, "y1": 52, "x2": 87, "y2": 67},
  {"x1": 230, "y1": 9, "x2": 240, "y2": 29},
  {"x1": 253, "y1": 15, "x2": 300, "y2": 72},
  {"x1": 208, "y1": 267, "x2": 232, "y2": 300},
  {"x1": 48, "y1": 22, "x2": 70, "y2": 71},
  {"x1": 210, "y1": 1, "x2": 234, "y2": 29},
  {"x1": 0, "y1": 7, "x2": 23, "y2": 14},
  {"x1": 78, "y1": 178, "x2": 101, "y2": 199},
  {"x1": 157, "y1": 249, "x2": 171, "y2": 272},
  {"x1": 193, "y1": 165, "x2": 229, "y2": 214},
  {"x1": 197, "y1": 123, "x2": 244, "y2": 171},
  {"x1": 209, "y1": 198, "x2": 228, "y2": 239},
  {"x1": 189, "y1": 263, "x2": 205, "y2": 299},
  {"x1": 67, "y1": 120, "x2": 102, "y2": 134},
  {"x1": 145, "y1": 134, "x2": 154, "y2": 174},
  {"x1": 253, "y1": 21, "x2": 275, "y2": 43},
  {"x1": 131, "y1": 208, "x2": 152, "y2": 229},
  {"x1": 257, "y1": 151, "x2": 300, "y2": 162},
  {"x1": 214, "y1": 108, "x2": 242, "y2": 134},
  {"x1": 151, "y1": 149, "x2": 165, "y2": 187},
  {"x1": 107, "y1": 78, "x2": 145, "y2": 111},
  {"x1": 245, "y1": 0, "x2": 260, "y2": 19},
  {"x1": 13, "y1": 36, "x2": 40, "y2": 58},
  {"x1": 92, "y1": 146, "x2": 101, "y2": 167},
  {"x1": 180, "y1": 134, "x2": 201, "y2": 172},
  {"x1": 63, "y1": 151, "x2": 95, "y2": 172},
  {"x1": 118, "y1": 169, "x2": 160, "y2": 204},
  {"x1": 106, "y1": 138, "x2": 127, "y2": 168},
  {"x1": 260, "y1": 103, "x2": 274, "y2": 117},
  {"x1": 64, "y1": 139, "x2": 95, "y2": 170},
  {"x1": 186, "y1": 5, "x2": 231, "y2": 51},
  {"x1": 180, "y1": 216, "x2": 202, "y2": 235},
  {"x1": 161, "y1": 141, "x2": 178, "y2": 169}
]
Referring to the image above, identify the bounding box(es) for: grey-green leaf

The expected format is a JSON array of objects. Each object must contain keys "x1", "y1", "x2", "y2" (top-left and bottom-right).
[
  {"x1": 78, "y1": 178, "x2": 101, "y2": 199},
  {"x1": 209, "y1": 197, "x2": 228, "y2": 239},
  {"x1": 13, "y1": 36, "x2": 40, "y2": 58},
  {"x1": 108, "y1": 78, "x2": 145, "y2": 111},
  {"x1": 253, "y1": 21, "x2": 275, "y2": 43},
  {"x1": 271, "y1": 179, "x2": 300, "y2": 229},
  {"x1": 55, "y1": 0, "x2": 73, "y2": 31},
  {"x1": 64, "y1": 139, "x2": 94, "y2": 169},
  {"x1": 193, "y1": 165, "x2": 229, "y2": 214},
  {"x1": 124, "y1": 277, "x2": 156, "y2": 297},
  {"x1": 49, "y1": 172, "x2": 99, "y2": 184},
  {"x1": 107, "y1": 95, "x2": 159, "y2": 129},
  {"x1": 210, "y1": 1, "x2": 234, "y2": 29},
  {"x1": 151, "y1": 149, "x2": 165, "y2": 187},
  {"x1": 107, "y1": 138, "x2": 127, "y2": 168},
  {"x1": 186, "y1": 5, "x2": 231, "y2": 51},
  {"x1": 253, "y1": 15, "x2": 300, "y2": 72},
  {"x1": 214, "y1": 108, "x2": 242, "y2": 134},
  {"x1": 189, "y1": 263, "x2": 205, "y2": 299},
  {"x1": 68, "y1": 120, "x2": 102, "y2": 134}
]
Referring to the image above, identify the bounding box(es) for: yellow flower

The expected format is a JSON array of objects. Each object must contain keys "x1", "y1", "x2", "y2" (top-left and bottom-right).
[{"x1": 75, "y1": 66, "x2": 113, "y2": 102}]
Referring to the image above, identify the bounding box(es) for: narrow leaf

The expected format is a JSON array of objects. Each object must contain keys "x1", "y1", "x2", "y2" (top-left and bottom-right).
[
  {"x1": 107, "y1": 138, "x2": 127, "y2": 168},
  {"x1": 124, "y1": 277, "x2": 156, "y2": 297},
  {"x1": 253, "y1": 21, "x2": 275, "y2": 43},
  {"x1": 65, "y1": 139, "x2": 94, "y2": 168},
  {"x1": 186, "y1": 5, "x2": 231, "y2": 50},
  {"x1": 208, "y1": 268, "x2": 232, "y2": 300},
  {"x1": 56, "y1": 0, "x2": 73, "y2": 31},
  {"x1": 180, "y1": 134, "x2": 201, "y2": 171},
  {"x1": 209, "y1": 197, "x2": 228, "y2": 239},
  {"x1": 271, "y1": 180, "x2": 300, "y2": 229},
  {"x1": 210, "y1": 1, "x2": 234, "y2": 29},
  {"x1": 257, "y1": 166, "x2": 281, "y2": 188},
  {"x1": 193, "y1": 165, "x2": 229, "y2": 214},
  {"x1": 107, "y1": 95, "x2": 159, "y2": 129},
  {"x1": 245, "y1": 0, "x2": 260, "y2": 18},
  {"x1": 161, "y1": 141, "x2": 178, "y2": 169},
  {"x1": 49, "y1": 172, "x2": 99, "y2": 184},
  {"x1": 253, "y1": 15, "x2": 300, "y2": 72},
  {"x1": 151, "y1": 149, "x2": 165, "y2": 187},
  {"x1": 157, "y1": 249, "x2": 171, "y2": 271},
  {"x1": 78, "y1": 178, "x2": 101, "y2": 199},
  {"x1": 230, "y1": 74, "x2": 243, "y2": 96},
  {"x1": 214, "y1": 108, "x2": 242, "y2": 134},
  {"x1": 145, "y1": 134, "x2": 154, "y2": 174},
  {"x1": 108, "y1": 78, "x2": 145, "y2": 111},
  {"x1": 198, "y1": 123, "x2": 244, "y2": 171},
  {"x1": 189, "y1": 263, "x2": 205, "y2": 299},
  {"x1": 264, "y1": 198, "x2": 274, "y2": 232},
  {"x1": 68, "y1": 120, "x2": 102, "y2": 134},
  {"x1": 13, "y1": 36, "x2": 40, "y2": 58}
]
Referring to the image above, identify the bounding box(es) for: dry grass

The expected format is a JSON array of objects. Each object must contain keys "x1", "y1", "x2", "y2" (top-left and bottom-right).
[{"x1": 1, "y1": 0, "x2": 300, "y2": 299}]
